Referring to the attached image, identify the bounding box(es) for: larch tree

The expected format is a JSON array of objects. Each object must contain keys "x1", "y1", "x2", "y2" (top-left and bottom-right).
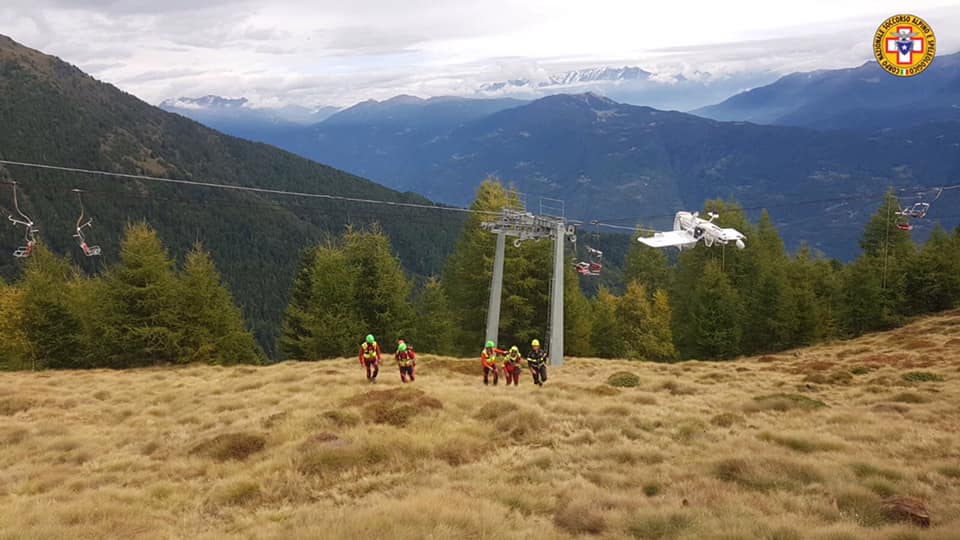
[{"x1": 177, "y1": 244, "x2": 262, "y2": 365}]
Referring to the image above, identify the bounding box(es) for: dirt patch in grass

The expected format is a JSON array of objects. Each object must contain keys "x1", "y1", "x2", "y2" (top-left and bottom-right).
[
  {"x1": 190, "y1": 432, "x2": 266, "y2": 461},
  {"x1": 746, "y1": 393, "x2": 827, "y2": 413},
  {"x1": 607, "y1": 371, "x2": 641, "y2": 388},
  {"x1": 901, "y1": 371, "x2": 944, "y2": 383}
]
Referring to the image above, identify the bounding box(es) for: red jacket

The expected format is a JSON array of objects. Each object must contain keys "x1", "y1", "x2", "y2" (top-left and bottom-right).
[
  {"x1": 359, "y1": 342, "x2": 381, "y2": 365},
  {"x1": 481, "y1": 348, "x2": 505, "y2": 368},
  {"x1": 396, "y1": 348, "x2": 416, "y2": 366}
]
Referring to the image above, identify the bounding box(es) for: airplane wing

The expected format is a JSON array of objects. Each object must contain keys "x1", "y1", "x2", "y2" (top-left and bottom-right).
[
  {"x1": 718, "y1": 228, "x2": 745, "y2": 241},
  {"x1": 638, "y1": 230, "x2": 697, "y2": 249}
]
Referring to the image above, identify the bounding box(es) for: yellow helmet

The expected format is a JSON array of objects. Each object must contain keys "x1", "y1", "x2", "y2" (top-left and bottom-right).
[
  {"x1": 531, "y1": 339, "x2": 540, "y2": 347},
  {"x1": 510, "y1": 346, "x2": 519, "y2": 354}
]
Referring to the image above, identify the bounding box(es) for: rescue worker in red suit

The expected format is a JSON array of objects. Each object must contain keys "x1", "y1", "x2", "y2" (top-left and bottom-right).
[
  {"x1": 526, "y1": 339, "x2": 548, "y2": 386},
  {"x1": 481, "y1": 340, "x2": 504, "y2": 386},
  {"x1": 395, "y1": 340, "x2": 416, "y2": 383},
  {"x1": 503, "y1": 346, "x2": 523, "y2": 386},
  {"x1": 359, "y1": 334, "x2": 381, "y2": 383}
]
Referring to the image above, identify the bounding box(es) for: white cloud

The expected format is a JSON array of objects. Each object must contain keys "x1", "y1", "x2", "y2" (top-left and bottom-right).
[{"x1": 1, "y1": 0, "x2": 958, "y2": 107}]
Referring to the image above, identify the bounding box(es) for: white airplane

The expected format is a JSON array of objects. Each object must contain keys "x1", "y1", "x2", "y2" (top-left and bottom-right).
[{"x1": 638, "y1": 211, "x2": 746, "y2": 250}]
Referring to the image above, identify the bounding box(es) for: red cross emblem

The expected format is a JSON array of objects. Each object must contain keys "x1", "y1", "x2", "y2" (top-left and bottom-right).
[{"x1": 886, "y1": 25, "x2": 924, "y2": 65}]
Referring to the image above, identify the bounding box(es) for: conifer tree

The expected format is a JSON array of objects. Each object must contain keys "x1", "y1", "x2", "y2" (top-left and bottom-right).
[
  {"x1": 616, "y1": 282, "x2": 676, "y2": 361},
  {"x1": 590, "y1": 287, "x2": 623, "y2": 359},
  {"x1": 411, "y1": 278, "x2": 457, "y2": 355},
  {"x1": 563, "y1": 260, "x2": 593, "y2": 356},
  {"x1": 20, "y1": 244, "x2": 86, "y2": 369},
  {"x1": 342, "y1": 226, "x2": 415, "y2": 345},
  {"x1": 280, "y1": 243, "x2": 362, "y2": 359},
  {"x1": 442, "y1": 179, "x2": 554, "y2": 349},
  {"x1": 623, "y1": 226, "x2": 672, "y2": 294},
  {"x1": 178, "y1": 244, "x2": 262, "y2": 365},
  {"x1": 0, "y1": 279, "x2": 31, "y2": 370},
  {"x1": 98, "y1": 223, "x2": 182, "y2": 367},
  {"x1": 686, "y1": 259, "x2": 743, "y2": 359},
  {"x1": 905, "y1": 225, "x2": 960, "y2": 312},
  {"x1": 278, "y1": 246, "x2": 319, "y2": 359}
]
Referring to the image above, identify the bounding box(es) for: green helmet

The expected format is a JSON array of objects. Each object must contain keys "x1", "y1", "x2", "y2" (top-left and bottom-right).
[
  {"x1": 398, "y1": 343, "x2": 407, "y2": 352},
  {"x1": 366, "y1": 334, "x2": 375, "y2": 344},
  {"x1": 485, "y1": 340, "x2": 495, "y2": 348}
]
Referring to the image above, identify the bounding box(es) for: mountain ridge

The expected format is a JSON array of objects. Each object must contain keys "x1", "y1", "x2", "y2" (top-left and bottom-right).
[
  {"x1": 694, "y1": 51, "x2": 960, "y2": 130},
  {"x1": 0, "y1": 34, "x2": 463, "y2": 354}
]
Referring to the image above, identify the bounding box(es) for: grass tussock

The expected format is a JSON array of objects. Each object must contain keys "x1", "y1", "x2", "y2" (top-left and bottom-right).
[
  {"x1": 190, "y1": 432, "x2": 266, "y2": 461},
  {"x1": 938, "y1": 466, "x2": 960, "y2": 479},
  {"x1": 209, "y1": 479, "x2": 261, "y2": 507},
  {"x1": 804, "y1": 371, "x2": 854, "y2": 385},
  {"x1": 606, "y1": 371, "x2": 641, "y2": 387},
  {"x1": 710, "y1": 412, "x2": 744, "y2": 427},
  {"x1": 889, "y1": 392, "x2": 930, "y2": 404},
  {"x1": 714, "y1": 457, "x2": 822, "y2": 492},
  {"x1": 758, "y1": 432, "x2": 842, "y2": 453},
  {"x1": 901, "y1": 371, "x2": 944, "y2": 383},
  {"x1": 626, "y1": 512, "x2": 692, "y2": 539},
  {"x1": 0, "y1": 397, "x2": 33, "y2": 416},
  {"x1": 553, "y1": 492, "x2": 609, "y2": 535},
  {"x1": 747, "y1": 393, "x2": 827, "y2": 412},
  {"x1": 851, "y1": 462, "x2": 904, "y2": 481},
  {"x1": 320, "y1": 409, "x2": 360, "y2": 427}
]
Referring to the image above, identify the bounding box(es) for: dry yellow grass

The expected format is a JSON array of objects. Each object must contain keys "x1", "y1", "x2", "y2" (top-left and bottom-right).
[{"x1": 2, "y1": 311, "x2": 960, "y2": 539}]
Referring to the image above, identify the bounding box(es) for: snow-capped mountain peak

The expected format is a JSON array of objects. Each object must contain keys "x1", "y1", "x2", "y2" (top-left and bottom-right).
[{"x1": 159, "y1": 95, "x2": 249, "y2": 110}]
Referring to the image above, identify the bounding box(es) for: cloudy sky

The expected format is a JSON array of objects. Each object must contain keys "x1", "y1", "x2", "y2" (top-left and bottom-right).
[{"x1": 2, "y1": 0, "x2": 959, "y2": 108}]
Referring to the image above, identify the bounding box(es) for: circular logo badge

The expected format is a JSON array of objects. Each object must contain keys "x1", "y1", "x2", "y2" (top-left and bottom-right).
[{"x1": 874, "y1": 14, "x2": 936, "y2": 77}]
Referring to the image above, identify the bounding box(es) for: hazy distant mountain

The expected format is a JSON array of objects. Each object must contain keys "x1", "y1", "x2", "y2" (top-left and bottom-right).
[
  {"x1": 159, "y1": 95, "x2": 341, "y2": 143},
  {"x1": 477, "y1": 65, "x2": 779, "y2": 112},
  {"x1": 322, "y1": 92, "x2": 960, "y2": 259},
  {"x1": 695, "y1": 52, "x2": 960, "y2": 130}
]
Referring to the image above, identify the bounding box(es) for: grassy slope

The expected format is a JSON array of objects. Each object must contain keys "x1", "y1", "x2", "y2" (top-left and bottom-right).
[{"x1": 1, "y1": 313, "x2": 959, "y2": 539}]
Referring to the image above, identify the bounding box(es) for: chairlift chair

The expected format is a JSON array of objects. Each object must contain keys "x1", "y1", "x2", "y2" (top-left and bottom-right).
[
  {"x1": 72, "y1": 190, "x2": 101, "y2": 257},
  {"x1": 7, "y1": 181, "x2": 38, "y2": 258},
  {"x1": 573, "y1": 221, "x2": 603, "y2": 276}
]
